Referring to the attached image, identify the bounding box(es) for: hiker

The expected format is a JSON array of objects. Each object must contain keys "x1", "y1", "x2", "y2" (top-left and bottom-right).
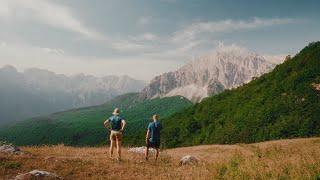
[
  {"x1": 104, "y1": 108, "x2": 126, "y2": 161},
  {"x1": 145, "y1": 114, "x2": 162, "y2": 161}
]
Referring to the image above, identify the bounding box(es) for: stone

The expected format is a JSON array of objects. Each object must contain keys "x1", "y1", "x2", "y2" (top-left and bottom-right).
[
  {"x1": 179, "y1": 155, "x2": 199, "y2": 166},
  {"x1": 0, "y1": 144, "x2": 21, "y2": 154},
  {"x1": 128, "y1": 146, "x2": 156, "y2": 154},
  {"x1": 15, "y1": 170, "x2": 61, "y2": 180},
  {"x1": 311, "y1": 83, "x2": 320, "y2": 91}
]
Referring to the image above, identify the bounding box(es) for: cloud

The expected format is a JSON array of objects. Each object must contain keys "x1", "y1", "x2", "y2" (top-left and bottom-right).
[
  {"x1": 129, "y1": 33, "x2": 159, "y2": 41},
  {"x1": 138, "y1": 16, "x2": 152, "y2": 25},
  {"x1": 159, "y1": 0, "x2": 178, "y2": 3},
  {"x1": 110, "y1": 40, "x2": 148, "y2": 52},
  {"x1": 0, "y1": 41, "x2": 181, "y2": 80},
  {"x1": 42, "y1": 48, "x2": 65, "y2": 55},
  {"x1": 172, "y1": 17, "x2": 297, "y2": 43},
  {"x1": 0, "y1": 41, "x2": 7, "y2": 48},
  {"x1": 262, "y1": 54, "x2": 287, "y2": 64},
  {"x1": 0, "y1": 0, "x2": 104, "y2": 40}
]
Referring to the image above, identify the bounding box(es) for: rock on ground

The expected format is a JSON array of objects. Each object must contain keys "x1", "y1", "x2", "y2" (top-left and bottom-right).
[
  {"x1": 128, "y1": 146, "x2": 156, "y2": 154},
  {"x1": 15, "y1": 170, "x2": 61, "y2": 180},
  {"x1": 312, "y1": 83, "x2": 320, "y2": 91},
  {"x1": 0, "y1": 144, "x2": 21, "y2": 154},
  {"x1": 179, "y1": 155, "x2": 199, "y2": 166}
]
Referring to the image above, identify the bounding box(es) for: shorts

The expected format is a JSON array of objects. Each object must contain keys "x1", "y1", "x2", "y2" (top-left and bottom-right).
[
  {"x1": 110, "y1": 130, "x2": 122, "y2": 141},
  {"x1": 146, "y1": 139, "x2": 160, "y2": 149}
]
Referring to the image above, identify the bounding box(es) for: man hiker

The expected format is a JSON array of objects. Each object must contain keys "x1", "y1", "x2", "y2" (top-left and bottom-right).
[
  {"x1": 104, "y1": 108, "x2": 126, "y2": 161},
  {"x1": 145, "y1": 114, "x2": 162, "y2": 161}
]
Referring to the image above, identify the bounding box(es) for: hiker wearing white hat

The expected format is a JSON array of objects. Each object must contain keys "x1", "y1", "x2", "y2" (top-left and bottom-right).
[{"x1": 104, "y1": 108, "x2": 126, "y2": 161}]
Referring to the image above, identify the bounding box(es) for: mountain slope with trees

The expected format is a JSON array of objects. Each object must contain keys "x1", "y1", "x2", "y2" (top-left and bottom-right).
[
  {"x1": 162, "y1": 42, "x2": 320, "y2": 148},
  {"x1": 0, "y1": 93, "x2": 192, "y2": 146}
]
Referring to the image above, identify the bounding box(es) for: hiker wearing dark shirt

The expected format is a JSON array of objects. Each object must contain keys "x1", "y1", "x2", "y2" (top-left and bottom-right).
[
  {"x1": 145, "y1": 114, "x2": 162, "y2": 161},
  {"x1": 104, "y1": 108, "x2": 126, "y2": 161}
]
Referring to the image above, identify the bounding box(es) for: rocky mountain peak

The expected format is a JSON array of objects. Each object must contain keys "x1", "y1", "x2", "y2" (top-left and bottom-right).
[{"x1": 140, "y1": 46, "x2": 276, "y2": 102}]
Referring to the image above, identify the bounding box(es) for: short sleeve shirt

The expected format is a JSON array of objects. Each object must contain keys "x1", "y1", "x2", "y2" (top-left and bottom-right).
[
  {"x1": 148, "y1": 121, "x2": 162, "y2": 143},
  {"x1": 108, "y1": 115, "x2": 123, "y2": 131}
]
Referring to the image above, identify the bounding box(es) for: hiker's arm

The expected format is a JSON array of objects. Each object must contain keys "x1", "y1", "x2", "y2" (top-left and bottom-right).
[
  {"x1": 120, "y1": 120, "x2": 126, "y2": 132},
  {"x1": 103, "y1": 119, "x2": 110, "y2": 130},
  {"x1": 145, "y1": 130, "x2": 150, "y2": 143}
]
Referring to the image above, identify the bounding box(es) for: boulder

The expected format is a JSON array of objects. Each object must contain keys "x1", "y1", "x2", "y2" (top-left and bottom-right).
[
  {"x1": 15, "y1": 170, "x2": 61, "y2": 180},
  {"x1": 312, "y1": 83, "x2": 320, "y2": 91},
  {"x1": 179, "y1": 155, "x2": 199, "y2": 166},
  {"x1": 128, "y1": 146, "x2": 156, "y2": 154},
  {"x1": 0, "y1": 144, "x2": 21, "y2": 154}
]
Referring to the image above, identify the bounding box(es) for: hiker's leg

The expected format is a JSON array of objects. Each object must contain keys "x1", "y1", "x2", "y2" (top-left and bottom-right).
[
  {"x1": 109, "y1": 133, "x2": 115, "y2": 158},
  {"x1": 145, "y1": 146, "x2": 149, "y2": 160},
  {"x1": 155, "y1": 148, "x2": 160, "y2": 160},
  {"x1": 109, "y1": 139, "x2": 115, "y2": 158},
  {"x1": 116, "y1": 137, "x2": 122, "y2": 160}
]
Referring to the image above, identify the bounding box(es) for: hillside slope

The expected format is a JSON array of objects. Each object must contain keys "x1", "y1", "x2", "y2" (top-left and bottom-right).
[
  {"x1": 162, "y1": 42, "x2": 320, "y2": 148},
  {"x1": 1, "y1": 138, "x2": 320, "y2": 179},
  {"x1": 0, "y1": 93, "x2": 192, "y2": 146}
]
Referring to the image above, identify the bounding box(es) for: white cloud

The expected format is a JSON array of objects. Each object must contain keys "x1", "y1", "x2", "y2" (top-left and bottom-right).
[
  {"x1": 0, "y1": 0, "x2": 104, "y2": 40},
  {"x1": 262, "y1": 54, "x2": 287, "y2": 64},
  {"x1": 172, "y1": 17, "x2": 296, "y2": 43},
  {"x1": 0, "y1": 41, "x2": 181, "y2": 80},
  {"x1": 42, "y1": 48, "x2": 65, "y2": 55},
  {"x1": 110, "y1": 40, "x2": 147, "y2": 52},
  {"x1": 129, "y1": 33, "x2": 159, "y2": 41},
  {"x1": 138, "y1": 16, "x2": 152, "y2": 25},
  {"x1": 0, "y1": 41, "x2": 7, "y2": 47}
]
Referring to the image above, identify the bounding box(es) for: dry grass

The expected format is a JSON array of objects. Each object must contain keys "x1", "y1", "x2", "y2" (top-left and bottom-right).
[{"x1": 1, "y1": 138, "x2": 320, "y2": 179}]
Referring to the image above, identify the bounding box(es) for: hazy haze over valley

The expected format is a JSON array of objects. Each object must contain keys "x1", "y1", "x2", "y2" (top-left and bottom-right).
[{"x1": 0, "y1": 65, "x2": 145, "y2": 123}]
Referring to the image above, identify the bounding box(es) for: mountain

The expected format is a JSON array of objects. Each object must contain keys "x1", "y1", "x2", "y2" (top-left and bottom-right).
[
  {"x1": 0, "y1": 93, "x2": 192, "y2": 146},
  {"x1": 140, "y1": 45, "x2": 277, "y2": 102},
  {"x1": 0, "y1": 66, "x2": 146, "y2": 124},
  {"x1": 161, "y1": 42, "x2": 320, "y2": 148}
]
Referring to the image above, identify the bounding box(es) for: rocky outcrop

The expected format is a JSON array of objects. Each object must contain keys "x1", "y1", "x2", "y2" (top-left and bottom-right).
[
  {"x1": 15, "y1": 170, "x2": 61, "y2": 180},
  {"x1": 128, "y1": 146, "x2": 156, "y2": 154},
  {"x1": 179, "y1": 155, "x2": 199, "y2": 166},
  {"x1": 0, "y1": 143, "x2": 21, "y2": 154},
  {"x1": 140, "y1": 46, "x2": 276, "y2": 102},
  {"x1": 311, "y1": 83, "x2": 320, "y2": 91}
]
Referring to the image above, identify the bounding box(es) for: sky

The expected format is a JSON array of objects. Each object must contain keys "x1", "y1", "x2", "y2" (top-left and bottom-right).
[{"x1": 0, "y1": 0, "x2": 319, "y2": 81}]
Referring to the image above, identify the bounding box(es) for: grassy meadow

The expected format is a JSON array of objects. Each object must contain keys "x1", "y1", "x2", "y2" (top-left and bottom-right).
[{"x1": 1, "y1": 137, "x2": 320, "y2": 179}]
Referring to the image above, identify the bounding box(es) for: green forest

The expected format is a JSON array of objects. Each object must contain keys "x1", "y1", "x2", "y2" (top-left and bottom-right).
[
  {"x1": 161, "y1": 42, "x2": 320, "y2": 148},
  {"x1": 0, "y1": 93, "x2": 192, "y2": 146}
]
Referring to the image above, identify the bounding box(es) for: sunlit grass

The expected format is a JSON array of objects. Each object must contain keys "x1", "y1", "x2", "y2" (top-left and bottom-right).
[{"x1": 1, "y1": 137, "x2": 320, "y2": 179}]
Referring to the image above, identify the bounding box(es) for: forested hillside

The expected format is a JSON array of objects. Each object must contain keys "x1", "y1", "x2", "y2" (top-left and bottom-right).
[
  {"x1": 162, "y1": 42, "x2": 320, "y2": 148},
  {"x1": 0, "y1": 93, "x2": 192, "y2": 146}
]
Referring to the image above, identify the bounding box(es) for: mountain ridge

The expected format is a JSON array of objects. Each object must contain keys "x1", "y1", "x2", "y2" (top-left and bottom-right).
[
  {"x1": 140, "y1": 45, "x2": 277, "y2": 102},
  {"x1": 0, "y1": 65, "x2": 146, "y2": 124}
]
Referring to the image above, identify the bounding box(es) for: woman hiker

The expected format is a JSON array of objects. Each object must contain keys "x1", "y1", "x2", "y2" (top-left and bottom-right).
[{"x1": 104, "y1": 108, "x2": 126, "y2": 161}]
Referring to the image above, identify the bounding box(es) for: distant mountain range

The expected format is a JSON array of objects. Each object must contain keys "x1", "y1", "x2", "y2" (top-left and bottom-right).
[
  {"x1": 0, "y1": 65, "x2": 146, "y2": 123},
  {"x1": 140, "y1": 45, "x2": 279, "y2": 102}
]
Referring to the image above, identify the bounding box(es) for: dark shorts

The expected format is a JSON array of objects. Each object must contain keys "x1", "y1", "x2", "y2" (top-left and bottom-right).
[{"x1": 147, "y1": 139, "x2": 160, "y2": 149}]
